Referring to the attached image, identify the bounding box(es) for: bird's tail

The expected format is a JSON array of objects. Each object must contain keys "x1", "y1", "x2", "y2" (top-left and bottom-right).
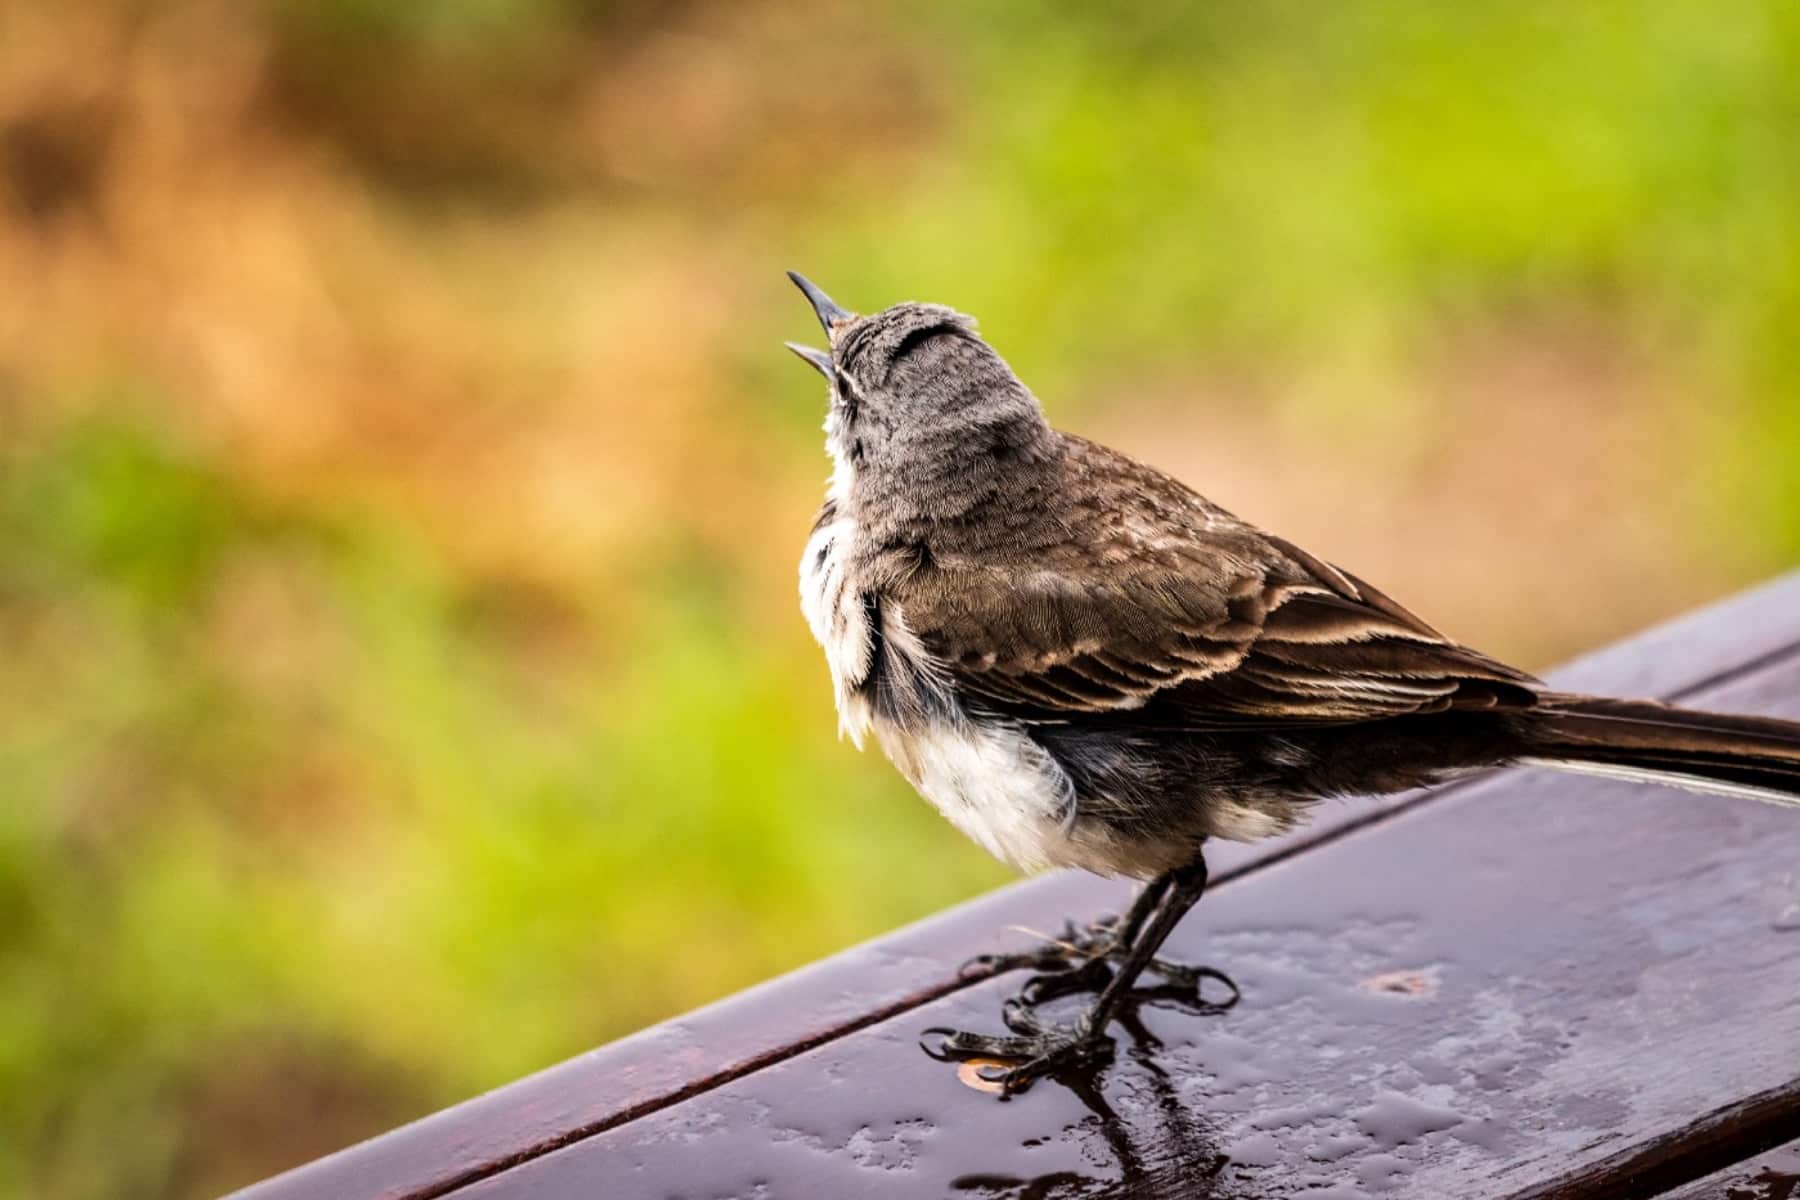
[{"x1": 1519, "y1": 694, "x2": 1800, "y2": 809}]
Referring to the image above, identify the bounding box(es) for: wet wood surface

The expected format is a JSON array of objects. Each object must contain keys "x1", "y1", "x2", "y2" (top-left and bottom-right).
[
  {"x1": 1656, "y1": 1137, "x2": 1800, "y2": 1200},
  {"x1": 231, "y1": 573, "x2": 1800, "y2": 1200}
]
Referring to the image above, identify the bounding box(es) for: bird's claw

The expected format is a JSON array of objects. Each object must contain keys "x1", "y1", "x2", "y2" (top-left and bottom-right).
[
  {"x1": 958, "y1": 916, "x2": 1122, "y2": 978},
  {"x1": 923, "y1": 1016, "x2": 1114, "y2": 1095},
  {"x1": 1148, "y1": 962, "x2": 1242, "y2": 1009},
  {"x1": 961, "y1": 914, "x2": 1235, "y2": 1009},
  {"x1": 1017, "y1": 956, "x2": 1114, "y2": 1005}
]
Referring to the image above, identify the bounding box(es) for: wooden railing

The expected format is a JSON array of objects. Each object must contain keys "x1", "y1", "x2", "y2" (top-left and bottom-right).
[{"x1": 231, "y1": 572, "x2": 1800, "y2": 1199}]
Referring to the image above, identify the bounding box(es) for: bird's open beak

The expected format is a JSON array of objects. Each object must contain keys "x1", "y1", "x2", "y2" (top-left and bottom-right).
[
  {"x1": 787, "y1": 270, "x2": 852, "y2": 339},
  {"x1": 785, "y1": 342, "x2": 834, "y2": 381}
]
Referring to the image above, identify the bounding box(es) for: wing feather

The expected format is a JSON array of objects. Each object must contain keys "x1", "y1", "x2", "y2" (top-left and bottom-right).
[
  {"x1": 872, "y1": 434, "x2": 1538, "y2": 729},
  {"x1": 893, "y1": 549, "x2": 1537, "y2": 729}
]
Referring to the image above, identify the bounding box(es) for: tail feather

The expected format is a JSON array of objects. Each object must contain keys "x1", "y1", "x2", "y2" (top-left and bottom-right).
[{"x1": 1522, "y1": 694, "x2": 1800, "y2": 810}]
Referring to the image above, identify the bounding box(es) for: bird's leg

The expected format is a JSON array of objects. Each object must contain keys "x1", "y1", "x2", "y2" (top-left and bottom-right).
[
  {"x1": 963, "y1": 867, "x2": 1228, "y2": 1007},
  {"x1": 1104, "y1": 872, "x2": 1172, "y2": 949},
  {"x1": 1013, "y1": 874, "x2": 1175, "y2": 1004},
  {"x1": 931, "y1": 857, "x2": 1217, "y2": 1094},
  {"x1": 960, "y1": 874, "x2": 1171, "y2": 999}
]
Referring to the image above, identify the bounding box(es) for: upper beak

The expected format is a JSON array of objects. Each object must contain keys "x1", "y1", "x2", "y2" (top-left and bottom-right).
[
  {"x1": 786, "y1": 270, "x2": 852, "y2": 338},
  {"x1": 785, "y1": 342, "x2": 834, "y2": 380}
]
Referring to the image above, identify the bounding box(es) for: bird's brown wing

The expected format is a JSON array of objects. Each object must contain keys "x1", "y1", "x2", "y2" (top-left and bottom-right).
[{"x1": 890, "y1": 531, "x2": 1540, "y2": 730}]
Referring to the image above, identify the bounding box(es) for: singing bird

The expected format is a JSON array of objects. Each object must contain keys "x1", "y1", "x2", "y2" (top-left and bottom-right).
[{"x1": 783, "y1": 272, "x2": 1800, "y2": 1093}]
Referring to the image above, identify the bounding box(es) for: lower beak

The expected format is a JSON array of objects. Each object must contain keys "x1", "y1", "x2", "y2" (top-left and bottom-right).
[{"x1": 785, "y1": 342, "x2": 834, "y2": 381}]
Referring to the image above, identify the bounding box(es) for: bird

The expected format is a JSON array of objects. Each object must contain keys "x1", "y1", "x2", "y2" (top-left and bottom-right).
[{"x1": 781, "y1": 270, "x2": 1800, "y2": 1094}]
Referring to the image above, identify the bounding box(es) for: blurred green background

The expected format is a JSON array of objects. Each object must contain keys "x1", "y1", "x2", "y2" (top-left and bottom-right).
[{"x1": 3, "y1": 1, "x2": 1798, "y2": 1195}]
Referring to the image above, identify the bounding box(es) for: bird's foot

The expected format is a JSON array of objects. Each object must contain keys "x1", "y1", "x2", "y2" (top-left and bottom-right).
[
  {"x1": 962, "y1": 916, "x2": 1237, "y2": 1009},
  {"x1": 923, "y1": 998, "x2": 1114, "y2": 1095},
  {"x1": 959, "y1": 915, "x2": 1126, "y2": 984}
]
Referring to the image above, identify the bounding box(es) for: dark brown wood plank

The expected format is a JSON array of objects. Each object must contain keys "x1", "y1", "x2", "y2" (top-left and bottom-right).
[
  {"x1": 1653, "y1": 1136, "x2": 1800, "y2": 1200},
  {"x1": 229, "y1": 571, "x2": 1800, "y2": 1200},
  {"x1": 440, "y1": 638, "x2": 1800, "y2": 1198}
]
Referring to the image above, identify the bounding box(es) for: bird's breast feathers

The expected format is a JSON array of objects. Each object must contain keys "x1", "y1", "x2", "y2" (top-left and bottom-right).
[
  {"x1": 798, "y1": 511, "x2": 1185, "y2": 877},
  {"x1": 798, "y1": 501, "x2": 874, "y2": 747}
]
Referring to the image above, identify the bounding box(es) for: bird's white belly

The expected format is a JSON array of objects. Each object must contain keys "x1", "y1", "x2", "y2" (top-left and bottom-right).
[
  {"x1": 800, "y1": 519, "x2": 1074, "y2": 871},
  {"x1": 800, "y1": 500, "x2": 1164, "y2": 878},
  {"x1": 875, "y1": 717, "x2": 1077, "y2": 874}
]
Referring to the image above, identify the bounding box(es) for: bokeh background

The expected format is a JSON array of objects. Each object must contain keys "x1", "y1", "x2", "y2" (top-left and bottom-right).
[{"x1": 3, "y1": 2, "x2": 1798, "y2": 1195}]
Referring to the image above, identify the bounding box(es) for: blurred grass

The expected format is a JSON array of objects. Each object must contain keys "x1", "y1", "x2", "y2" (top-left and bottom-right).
[{"x1": 2, "y1": 1, "x2": 1799, "y2": 1196}]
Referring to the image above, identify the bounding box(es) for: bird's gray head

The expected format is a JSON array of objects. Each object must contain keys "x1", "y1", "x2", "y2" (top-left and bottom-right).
[{"x1": 783, "y1": 273, "x2": 1051, "y2": 495}]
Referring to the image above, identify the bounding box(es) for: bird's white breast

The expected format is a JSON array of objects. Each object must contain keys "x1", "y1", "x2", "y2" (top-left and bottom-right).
[
  {"x1": 798, "y1": 493, "x2": 1064, "y2": 870},
  {"x1": 799, "y1": 519, "x2": 1128, "y2": 874},
  {"x1": 800, "y1": 444, "x2": 1160, "y2": 876},
  {"x1": 875, "y1": 718, "x2": 1081, "y2": 873},
  {"x1": 799, "y1": 491, "x2": 874, "y2": 747}
]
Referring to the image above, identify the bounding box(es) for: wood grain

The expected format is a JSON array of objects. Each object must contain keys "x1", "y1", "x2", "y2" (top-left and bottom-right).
[
  {"x1": 440, "y1": 619, "x2": 1800, "y2": 1197},
  {"x1": 1653, "y1": 1136, "x2": 1800, "y2": 1200},
  {"x1": 228, "y1": 572, "x2": 1800, "y2": 1200}
]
